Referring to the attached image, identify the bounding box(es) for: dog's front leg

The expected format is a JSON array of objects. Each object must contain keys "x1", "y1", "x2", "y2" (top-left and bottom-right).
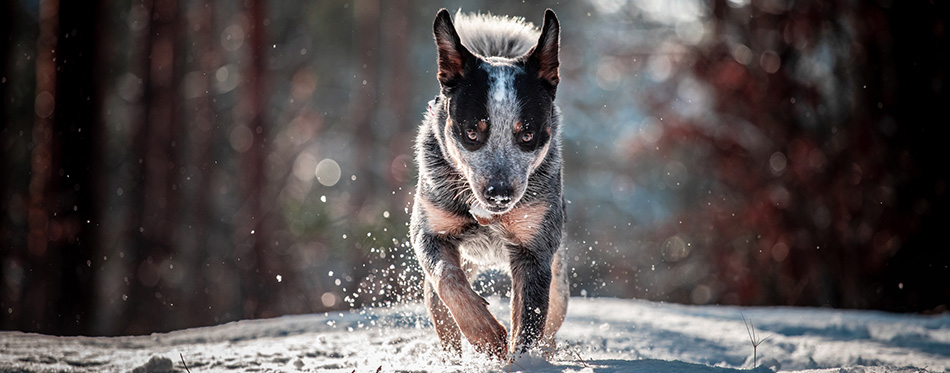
[
  {"x1": 417, "y1": 233, "x2": 508, "y2": 359},
  {"x1": 508, "y1": 247, "x2": 553, "y2": 355},
  {"x1": 424, "y1": 276, "x2": 461, "y2": 353}
]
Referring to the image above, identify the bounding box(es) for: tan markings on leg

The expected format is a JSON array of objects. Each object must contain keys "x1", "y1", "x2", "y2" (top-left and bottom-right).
[
  {"x1": 499, "y1": 202, "x2": 550, "y2": 246},
  {"x1": 542, "y1": 251, "x2": 569, "y2": 352},
  {"x1": 419, "y1": 196, "x2": 470, "y2": 236},
  {"x1": 508, "y1": 269, "x2": 524, "y2": 353},
  {"x1": 425, "y1": 278, "x2": 461, "y2": 353},
  {"x1": 436, "y1": 264, "x2": 508, "y2": 360}
]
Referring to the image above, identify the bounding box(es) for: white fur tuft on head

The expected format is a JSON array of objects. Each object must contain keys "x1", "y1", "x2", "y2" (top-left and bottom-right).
[{"x1": 452, "y1": 10, "x2": 541, "y2": 58}]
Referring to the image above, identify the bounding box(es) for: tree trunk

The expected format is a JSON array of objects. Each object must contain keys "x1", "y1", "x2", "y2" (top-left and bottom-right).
[
  {"x1": 0, "y1": 0, "x2": 13, "y2": 331},
  {"x1": 22, "y1": 0, "x2": 102, "y2": 335},
  {"x1": 24, "y1": 0, "x2": 60, "y2": 335},
  {"x1": 234, "y1": 0, "x2": 277, "y2": 319},
  {"x1": 181, "y1": 0, "x2": 218, "y2": 329},
  {"x1": 52, "y1": 0, "x2": 103, "y2": 336},
  {"x1": 126, "y1": 0, "x2": 182, "y2": 335}
]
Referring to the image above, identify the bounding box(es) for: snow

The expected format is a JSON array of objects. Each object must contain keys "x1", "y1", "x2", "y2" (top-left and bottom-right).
[{"x1": 1, "y1": 297, "x2": 948, "y2": 372}]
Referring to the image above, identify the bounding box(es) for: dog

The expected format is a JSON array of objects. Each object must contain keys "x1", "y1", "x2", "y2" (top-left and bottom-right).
[{"x1": 410, "y1": 8, "x2": 569, "y2": 361}]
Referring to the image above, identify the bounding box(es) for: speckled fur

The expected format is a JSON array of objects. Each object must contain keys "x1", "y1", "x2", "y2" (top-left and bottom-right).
[{"x1": 411, "y1": 9, "x2": 568, "y2": 360}]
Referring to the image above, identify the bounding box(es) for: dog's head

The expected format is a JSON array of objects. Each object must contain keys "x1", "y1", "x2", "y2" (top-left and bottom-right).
[{"x1": 432, "y1": 9, "x2": 560, "y2": 215}]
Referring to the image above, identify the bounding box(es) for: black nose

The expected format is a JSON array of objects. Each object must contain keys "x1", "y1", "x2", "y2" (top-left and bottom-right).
[{"x1": 484, "y1": 181, "x2": 513, "y2": 205}]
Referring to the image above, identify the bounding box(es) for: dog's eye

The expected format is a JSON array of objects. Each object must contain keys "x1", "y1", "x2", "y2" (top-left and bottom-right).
[
  {"x1": 466, "y1": 128, "x2": 478, "y2": 141},
  {"x1": 521, "y1": 131, "x2": 534, "y2": 143}
]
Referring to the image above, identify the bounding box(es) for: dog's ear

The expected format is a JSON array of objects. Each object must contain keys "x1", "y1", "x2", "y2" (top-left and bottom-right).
[
  {"x1": 526, "y1": 9, "x2": 560, "y2": 88},
  {"x1": 433, "y1": 9, "x2": 475, "y2": 88}
]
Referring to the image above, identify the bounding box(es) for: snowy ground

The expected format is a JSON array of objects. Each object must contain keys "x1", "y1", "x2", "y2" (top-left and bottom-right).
[{"x1": 1, "y1": 297, "x2": 948, "y2": 372}]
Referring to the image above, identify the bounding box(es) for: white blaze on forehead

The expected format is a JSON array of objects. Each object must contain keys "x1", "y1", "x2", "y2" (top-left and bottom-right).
[
  {"x1": 493, "y1": 81, "x2": 507, "y2": 102},
  {"x1": 482, "y1": 61, "x2": 522, "y2": 130},
  {"x1": 491, "y1": 68, "x2": 512, "y2": 103}
]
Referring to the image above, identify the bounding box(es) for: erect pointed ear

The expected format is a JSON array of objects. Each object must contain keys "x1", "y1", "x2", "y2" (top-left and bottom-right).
[
  {"x1": 433, "y1": 9, "x2": 475, "y2": 88},
  {"x1": 526, "y1": 9, "x2": 560, "y2": 88}
]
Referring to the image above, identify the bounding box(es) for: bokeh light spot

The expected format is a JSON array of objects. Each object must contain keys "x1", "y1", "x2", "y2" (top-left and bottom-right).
[
  {"x1": 229, "y1": 125, "x2": 253, "y2": 153},
  {"x1": 221, "y1": 25, "x2": 245, "y2": 51},
  {"x1": 760, "y1": 51, "x2": 781, "y2": 73},
  {"x1": 315, "y1": 158, "x2": 341, "y2": 187},
  {"x1": 769, "y1": 151, "x2": 787, "y2": 173},
  {"x1": 34, "y1": 91, "x2": 55, "y2": 118},
  {"x1": 292, "y1": 152, "x2": 317, "y2": 181}
]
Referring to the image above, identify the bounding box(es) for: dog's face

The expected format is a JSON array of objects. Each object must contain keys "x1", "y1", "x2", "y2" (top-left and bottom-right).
[{"x1": 433, "y1": 10, "x2": 560, "y2": 215}]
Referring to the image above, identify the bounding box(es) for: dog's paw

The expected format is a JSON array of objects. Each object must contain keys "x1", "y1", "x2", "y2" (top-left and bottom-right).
[
  {"x1": 464, "y1": 315, "x2": 508, "y2": 361},
  {"x1": 436, "y1": 269, "x2": 509, "y2": 359},
  {"x1": 453, "y1": 292, "x2": 507, "y2": 359},
  {"x1": 440, "y1": 286, "x2": 508, "y2": 359}
]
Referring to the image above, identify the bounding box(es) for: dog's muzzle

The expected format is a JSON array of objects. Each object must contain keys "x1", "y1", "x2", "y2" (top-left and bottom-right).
[{"x1": 483, "y1": 181, "x2": 514, "y2": 210}]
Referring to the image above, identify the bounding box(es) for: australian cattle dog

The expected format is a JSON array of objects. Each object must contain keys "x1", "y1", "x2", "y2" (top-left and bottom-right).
[{"x1": 410, "y1": 8, "x2": 569, "y2": 361}]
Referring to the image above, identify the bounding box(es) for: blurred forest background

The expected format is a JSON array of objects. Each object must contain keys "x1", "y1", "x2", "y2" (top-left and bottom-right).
[{"x1": 1, "y1": 0, "x2": 947, "y2": 336}]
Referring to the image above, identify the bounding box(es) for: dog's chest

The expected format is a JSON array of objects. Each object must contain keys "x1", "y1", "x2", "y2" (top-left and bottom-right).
[{"x1": 459, "y1": 228, "x2": 511, "y2": 268}]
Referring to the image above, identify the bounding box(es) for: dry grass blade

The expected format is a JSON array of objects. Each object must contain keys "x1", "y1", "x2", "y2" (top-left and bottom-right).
[
  {"x1": 572, "y1": 349, "x2": 590, "y2": 368},
  {"x1": 741, "y1": 313, "x2": 771, "y2": 369},
  {"x1": 179, "y1": 353, "x2": 192, "y2": 373}
]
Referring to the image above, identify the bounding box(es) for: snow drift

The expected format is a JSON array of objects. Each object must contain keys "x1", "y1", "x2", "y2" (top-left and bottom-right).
[{"x1": 1, "y1": 297, "x2": 948, "y2": 372}]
